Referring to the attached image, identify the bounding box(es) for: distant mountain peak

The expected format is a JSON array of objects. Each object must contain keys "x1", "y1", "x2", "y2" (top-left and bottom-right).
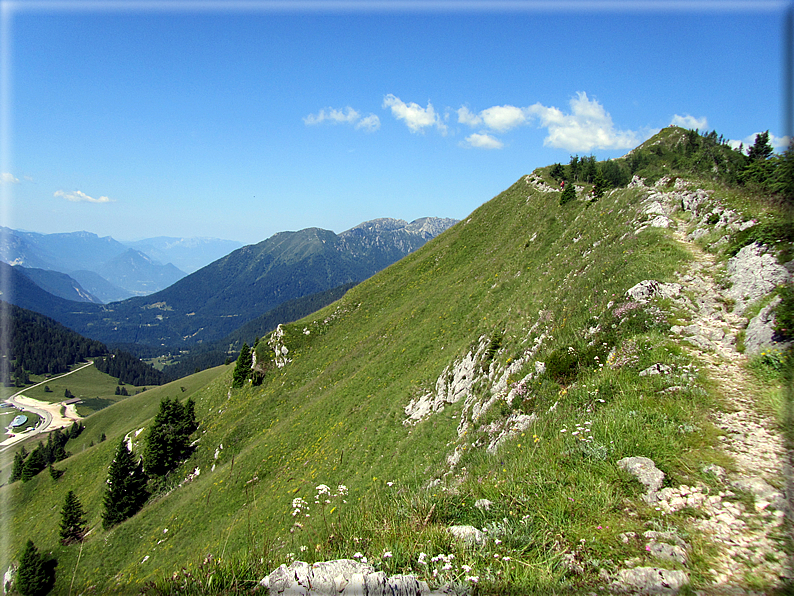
[{"x1": 340, "y1": 217, "x2": 458, "y2": 238}]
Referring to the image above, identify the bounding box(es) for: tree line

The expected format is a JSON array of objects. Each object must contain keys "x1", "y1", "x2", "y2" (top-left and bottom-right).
[
  {"x1": 9, "y1": 422, "x2": 84, "y2": 484},
  {"x1": 549, "y1": 127, "x2": 794, "y2": 210},
  {"x1": 4, "y1": 304, "x2": 106, "y2": 387},
  {"x1": 93, "y1": 348, "x2": 166, "y2": 386},
  {"x1": 3, "y1": 302, "x2": 166, "y2": 389}
]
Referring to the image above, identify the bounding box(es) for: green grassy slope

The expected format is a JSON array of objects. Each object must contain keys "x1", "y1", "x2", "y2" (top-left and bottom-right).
[
  {"x1": 2, "y1": 145, "x2": 783, "y2": 594},
  {"x1": 19, "y1": 364, "x2": 138, "y2": 416}
]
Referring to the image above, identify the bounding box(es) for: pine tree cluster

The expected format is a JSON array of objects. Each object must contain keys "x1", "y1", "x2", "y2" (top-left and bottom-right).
[
  {"x1": 10, "y1": 423, "x2": 82, "y2": 483},
  {"x1": 102, "y1": 439, "x2": 149, "y2": 529},
  {"x1": 143, "y1": 397, "x2": 199, "y2": 477}
]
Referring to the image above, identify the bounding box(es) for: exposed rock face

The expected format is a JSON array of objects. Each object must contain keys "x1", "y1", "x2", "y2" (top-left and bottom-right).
[
  {"x1": 524, "y1": 174, "x2": 558, "y2": 193},
  {"x1": 726, "y1": 242, "x2": 790, "y2": 314},
  {"x1": 642, "y1": 531, "x2": 689, "y2": 566},
  {"x1": 617, "y1": 456, "x2": 665, "y2": 502},
  {"x1": 648, "y1": 215, "x2": 673, "y2": 228},
  {"x1": 268, "y1": 324, "x2": 292, "y2": 369},
  {"x1": 485, "y1": 412, "x2": 537, "y2": 454},
  {"x1": 743, "y1": 296, "x2": 788, "y2": 355},
  {"x1": 625, "y1": 280, "x2": 681, "y2": 303},
  {"x1": 403, "y1": 337, "x2": 489, "y2": 425},
  {"x1": 338, "y1": 217, "x2": 458, "y2": 254},
  {"x1": 259, "y1": 559, "x2": 431, "y2": 595},
  {"x1": 610, "y1": 567, "x2": 688, "y2": 594}
]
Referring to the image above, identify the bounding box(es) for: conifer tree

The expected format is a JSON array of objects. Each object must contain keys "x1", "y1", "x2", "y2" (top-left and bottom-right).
[
  {"x1": 747, "y1": 130, "x2": 774, "y2": 161},
  {"x1": 48, "y1": 464, "x2": 64, "y2": 481},
  {"x1": 549, "y1": 162, "x2": 565, "y2": 180},
  {"x1": 143, "y1": 397, "x2": 199, "y2": 477},
  {"x1": 102, "y1": 439, "x2": 149, "y2": 529},
  {"x1": 59, "y1": 490, "x2": 87, "y2": 544},
  {"x1": 15, "y1": 540, "x2": 52, "y2": 596},
  {"x1": 68, "y1": 421, "x2": 83, "y2": 439},
  {"x1": 232, "y1": 343, "x2": 252, "y2": 388},
  {"x1": 20, "y1": 446, "x2": 46, "y2": 482},
  {"x1": 559, "y1": 182, "x2": 576, "y2": 205},
  {"x1": 568, "y1": 155, "x2": 580, "y2": 181},
  {"x1": 740, "y1": 130, "x2": 777, "y2": 186},
  {"x1": 10, "y1": 447, "x2": 27, "y2": 482},
  {"x1": 592, "y1": 170, "x2": 608, "y2": 201}
]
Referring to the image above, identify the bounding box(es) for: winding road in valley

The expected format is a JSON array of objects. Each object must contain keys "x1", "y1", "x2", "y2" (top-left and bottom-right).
[{"x1": 0, "y1": 361, "x2": 92, "y2": 451}]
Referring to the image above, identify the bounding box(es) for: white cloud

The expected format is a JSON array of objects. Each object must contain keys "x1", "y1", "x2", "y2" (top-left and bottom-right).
[
  {"x1": 771, "y1": 133, "x2": 792, "y2": 149},
  {"x1": 457, "y1": 106, "x2": 481, "y2": 127},
  {"x1": 1, "y1": 172, "x2": 19, "y2": 184},
  {"x1": 671, "y1": 114, "x2": 708, "y2": 130},
  {"x1": 303, "y1": 106, "x2": 380, "y2": 132},
  {"x1": 479, "y1": 105, "x2": 530, "y2": 132},
  {"x1": 461, "y1": 133, "x2": 504, "y2": 150},
  {"x1": 304, "y1": 106, "x2": 359, "y2": 125},
  {"x1": 458, "y1": 104, "x2": 529, "y2": 132},
  {"x1": 458, "y1": 92, "x2": 637, "y2": 152},
  {"x1": 356, "y1": 113, "x2": 381, "y2": 133},
  {"x1": 528, "y1": 92, "x2": 638, "y2": 152},
  {"x1": 54, "y1": 189, "x2": 113, "y2": 203},
  {"x1": 383, "y1": 94, "x2": 447, "y2": 134}
]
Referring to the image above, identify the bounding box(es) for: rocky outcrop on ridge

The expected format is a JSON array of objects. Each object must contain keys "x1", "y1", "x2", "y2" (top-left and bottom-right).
[
  {"x1": 258, "y1": 559, "x2": 434, "y2": 595},
  {"x1": 726, "y1": 242, "x2": 790, "y2": 314}
]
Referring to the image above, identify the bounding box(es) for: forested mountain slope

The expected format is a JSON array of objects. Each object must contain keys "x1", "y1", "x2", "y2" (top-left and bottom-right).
[
  {"x1": 3, "y1": 302, "x2": 166, "y2": 388},
  {"x1": 17, "y1": 217, "x2": 456, "y2": 348}
]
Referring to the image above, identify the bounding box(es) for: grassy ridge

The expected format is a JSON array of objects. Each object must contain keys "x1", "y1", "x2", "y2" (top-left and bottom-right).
[{"x1": 1, "y1": 168, "x2": 772, "y2": 594}]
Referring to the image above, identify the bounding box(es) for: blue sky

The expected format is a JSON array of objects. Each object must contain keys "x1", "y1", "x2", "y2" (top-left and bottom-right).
[{"x1": 0, "y1": 1, "x2": 790, "y2": 245}]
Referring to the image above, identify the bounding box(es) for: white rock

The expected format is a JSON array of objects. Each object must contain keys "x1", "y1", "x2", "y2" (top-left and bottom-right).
[
  {"x1": 618, "y1": 456, "x2": 665, "y2": 497},
  {"x1": 649, "y1": 215, "x2": 673, "y2": 228},
  {"x1": 626, "y1": 280, "x2": 681, "y2": 303},
  {"x1": 612, "y1": 567, "x2": 688, "y2": 594},
  {"x1": 448, "y1": 525, "x2": 485, "y2": 545},
  {"x1": 474, "y1": 498, "x2": 493, "y2": 511},
  {"x1": 727, "y1": 243, "x2": 790, "y2": 314}
]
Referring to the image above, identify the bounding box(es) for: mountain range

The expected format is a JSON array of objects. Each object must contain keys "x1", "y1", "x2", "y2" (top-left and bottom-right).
[
  {"x1": 4, "y1": 217, "x2": 457, "y2": 349},
  {"x1": 0, "y1": 228, "x2": 191, "y2": 301}
]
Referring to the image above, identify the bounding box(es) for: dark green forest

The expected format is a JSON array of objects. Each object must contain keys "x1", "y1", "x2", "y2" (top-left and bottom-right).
[
  {"x1": 93, "y1": 349, "x2": 166, "y2": 387},
  {"x1": 3, "y1": 302, "x2": 165, "y2": 388},
  {"x1": 3, "y1": 303, "x2": 106, "y2": 386},
  {"x1": 549, "y1": 126, "x2": 788, "y2": 193}
]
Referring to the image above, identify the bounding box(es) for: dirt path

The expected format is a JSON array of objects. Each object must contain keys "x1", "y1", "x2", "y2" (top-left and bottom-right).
[{"x1": 670, "y1": 229, "x2": 791, "y2": 592}]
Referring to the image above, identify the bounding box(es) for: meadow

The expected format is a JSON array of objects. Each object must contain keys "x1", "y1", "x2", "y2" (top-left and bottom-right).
[{"x1": 1, "y1": 137, "x2": 789, "y2": 594}]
